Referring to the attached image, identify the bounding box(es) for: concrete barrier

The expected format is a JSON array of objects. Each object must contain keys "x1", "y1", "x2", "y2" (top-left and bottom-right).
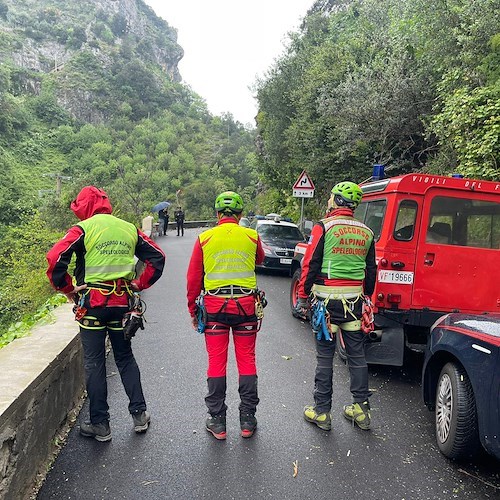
[{"x1": 0, "y1": 304, "x2": 84, "y2": 500}]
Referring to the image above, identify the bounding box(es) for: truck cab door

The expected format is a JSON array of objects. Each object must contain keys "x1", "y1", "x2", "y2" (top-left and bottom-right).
[
  {"x1": 374, "y1": 198, "x2": 420, "y2": 311},
  {"x1": 412, "y1": 190, "x2": 500, "y2": 313}
]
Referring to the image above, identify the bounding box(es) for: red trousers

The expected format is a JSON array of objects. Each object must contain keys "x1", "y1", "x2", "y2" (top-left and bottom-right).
[
  {"x1": 204, "y1": 295, "x2": 258, "y2": 377},
  {"x1": 203, "y1": 295, "x2": 260, "y2": 416},
  {"x1": 205, "y1": 322, "x2": 258, "y2": 377}
]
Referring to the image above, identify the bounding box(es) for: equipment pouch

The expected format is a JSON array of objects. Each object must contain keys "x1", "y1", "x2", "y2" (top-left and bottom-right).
[
  {"x1": 195, "y1": 294, "x2": 207, "y2": 334},
  {"x1": 255, "y1": 288, "x2": 267, "y2": 320},
  {"x1": 361, "y1": 296, "x2": 375, "y2": 334},
  {"x1": 311, "y1": 299, "x2": 334, "y2": 342},
  {"x1": 123, "y1": 292, "x2": 146, "y2": 340},
  {"x1": 73, "y1": 294, "x2": 87, "y2": 321}
]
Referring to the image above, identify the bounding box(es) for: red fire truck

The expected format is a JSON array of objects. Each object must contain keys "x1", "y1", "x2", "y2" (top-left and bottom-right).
[{"x1": 290, "y1": 172, "x2": 500, "y2": 366}]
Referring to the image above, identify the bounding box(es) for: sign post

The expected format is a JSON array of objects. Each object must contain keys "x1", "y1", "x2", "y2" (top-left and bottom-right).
[{"x1": 292, "y1": 171, "x2": 315, "y2": 232}]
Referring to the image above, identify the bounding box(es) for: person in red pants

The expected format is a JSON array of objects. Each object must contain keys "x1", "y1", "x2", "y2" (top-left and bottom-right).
[{"x1": 187, "y1": 191, "x2": 265, "y2": 439}]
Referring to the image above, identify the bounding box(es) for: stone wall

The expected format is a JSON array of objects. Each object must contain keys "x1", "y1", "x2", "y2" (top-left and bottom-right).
[
  {"x1": 0, "y1": 305, "x2": 84, "y2": 500},
  {"x1": 0, "y1": 219, "x2": 217, "y2": 499}
]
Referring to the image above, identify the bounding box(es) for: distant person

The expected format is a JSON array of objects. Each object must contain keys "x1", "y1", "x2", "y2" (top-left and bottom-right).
[
  {"x1": 187, "y1": 191, "x2": 265, "y2": 439},
  {"x1": 46, "y1": 186, "x2": 165, "y2": 442},
  {"x1": 295, "y1": 181, "x2": 377, "y2": 432},
  {"x1": 159, "y1": 208, "x2": 169, "y2": 235},
  {"x1": 174, "y1": 206, "x2": 185, "y2": 236}
]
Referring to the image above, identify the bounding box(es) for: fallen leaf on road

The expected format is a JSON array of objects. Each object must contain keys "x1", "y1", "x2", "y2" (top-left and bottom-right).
[
  {"x1": 347, "y1": 450, "x2": 351, "y2": 457},
  {"x1": 281, "y1": 355, "x2": 292, "y2": 360},
  {"x1": 293, "y1": 460, "x2": 298, "y2": 478},
  {"x1": 142, "y1": 480, "x2": 159, "y2": 486}
]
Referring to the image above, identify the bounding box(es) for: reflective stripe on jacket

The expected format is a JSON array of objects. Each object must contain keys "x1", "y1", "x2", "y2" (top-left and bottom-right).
[
  {"x1": 78, "y1": 214, "x2": 138, "y2": 282},
  {"x1": 199, "y1": 223, "x2": 258, "y2": 290}
]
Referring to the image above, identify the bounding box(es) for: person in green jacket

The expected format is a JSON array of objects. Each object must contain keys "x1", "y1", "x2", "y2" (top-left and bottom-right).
[{"x1": 295, "y1": 182, "x2": 377, "y2": 431}]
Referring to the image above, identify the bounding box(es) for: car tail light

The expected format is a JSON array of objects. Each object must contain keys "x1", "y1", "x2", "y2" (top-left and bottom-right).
[{"x1": 387, "y1": 294, "x2": 401, "y2": 304}]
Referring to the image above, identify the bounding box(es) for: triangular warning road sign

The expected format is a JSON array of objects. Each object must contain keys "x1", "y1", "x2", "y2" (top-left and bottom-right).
[{"x1": 293, "y1": 170, "x2": 315, "y2": 190}]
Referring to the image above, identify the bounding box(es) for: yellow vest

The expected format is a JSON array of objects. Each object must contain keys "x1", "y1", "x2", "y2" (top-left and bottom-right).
[
  {"x1": 200, "y1": 222, "x2": 258, "y2": 290},
  {"x1": 78, "y1": 214, "x2": 138, "y2": 282}
]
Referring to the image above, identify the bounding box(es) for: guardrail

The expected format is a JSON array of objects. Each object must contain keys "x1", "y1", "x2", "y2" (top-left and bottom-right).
[{"x1": 141, "y1": 216, "x2": 217, "y2": 238}]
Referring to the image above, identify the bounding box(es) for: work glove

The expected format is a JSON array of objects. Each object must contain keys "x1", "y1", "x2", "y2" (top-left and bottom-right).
[{"x1": 294, "y1": 297, "x2": 309, "y2": 316}]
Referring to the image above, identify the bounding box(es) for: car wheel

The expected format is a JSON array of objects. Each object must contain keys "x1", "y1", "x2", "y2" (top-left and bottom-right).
[
  {"x1": 435, "y1": 362, "x2": 480, "y2": 460},
  {"x1": 290, "y1": 269, "x2": 305, "y2": 319}
]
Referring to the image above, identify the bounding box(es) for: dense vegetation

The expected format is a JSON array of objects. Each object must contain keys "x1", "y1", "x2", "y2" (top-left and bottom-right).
[
  {"x1": 0, "y1": 0, "x2": 259, "y2": 341},
  {"x1": 1, "y1": 0, "x2": 499, "y2": 343},
  {"x1": 255, "y1": 0, "x2": 500, "y2": 216}
]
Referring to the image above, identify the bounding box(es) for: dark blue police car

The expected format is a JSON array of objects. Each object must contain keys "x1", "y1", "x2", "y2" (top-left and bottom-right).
[{"x1": 422, "y1": 313, "x2": 500, "y2": 461}]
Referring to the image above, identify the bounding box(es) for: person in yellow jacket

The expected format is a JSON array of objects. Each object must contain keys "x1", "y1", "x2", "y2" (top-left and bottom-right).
[
  {"x1": 47, "y1": 186, "x2": 165, "y2": 442},
  {"x1": 187, "y1": 191, "x2": 265, "y2": 439}
]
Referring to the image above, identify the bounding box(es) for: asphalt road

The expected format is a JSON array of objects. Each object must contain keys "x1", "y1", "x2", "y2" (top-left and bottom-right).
[{"x1": 38, "y1": 228, "x2": 500, "y2": 500}]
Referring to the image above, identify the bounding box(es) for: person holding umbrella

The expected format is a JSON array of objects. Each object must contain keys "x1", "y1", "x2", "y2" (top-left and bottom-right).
[
  {"x1": 152, "y1": 202, "x2": 171, "y2": 237},
  {"x1": 159, "y1": 208, "x2": 169, "y2": 235}
]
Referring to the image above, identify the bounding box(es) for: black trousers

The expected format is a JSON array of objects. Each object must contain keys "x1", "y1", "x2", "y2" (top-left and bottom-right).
[
  {"x1": 176, "y1": 221, "x2": 184, "y2": 236},
  {"x1": 79, "y1": 307, "x2": 146, "y2": 424},
  {"x1": 205, "y1": 375, "x2": 259, "y2": 416},
  {"x1": 312, "y1": 298, "x2": 370, "y2": 413}
]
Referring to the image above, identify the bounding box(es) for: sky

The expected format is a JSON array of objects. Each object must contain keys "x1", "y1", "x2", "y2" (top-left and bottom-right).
[{"x1": 144, "y1": 0, "x2": 314, "y2": 126}]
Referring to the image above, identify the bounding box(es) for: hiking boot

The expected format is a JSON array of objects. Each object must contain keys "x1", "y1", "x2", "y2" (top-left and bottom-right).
[
  {"x1": 343, "y1": 401, "x2": 371, "y2": 430},
  {"x1": 303, "y1": 405, "x2": 331, "y2": 431},
  {"x1": 80, "y1": 421, "x2": 111, "y2": 442},
  {"x1": 206, "y1": 415, "x2": 227, "y2": 440},
  {"x1": 132, "y1": 410, "x2": 150, "y2": 433},
  {"x1": 240, "y1": 413, "x2": 257, "y2": 438}
]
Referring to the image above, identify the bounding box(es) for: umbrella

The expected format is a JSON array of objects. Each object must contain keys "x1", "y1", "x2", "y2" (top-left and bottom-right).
[{"x1": 152, "y1": 201, "x2": 171, "y2": 212}]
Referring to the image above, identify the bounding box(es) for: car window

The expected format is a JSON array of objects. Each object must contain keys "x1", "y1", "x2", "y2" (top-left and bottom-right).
[
  {"x1": 355, "y1": 199, "x2": 386, "y2": 241},
  {"x1": 428, "y1": 196, "x2": 500, "y2": 248},
  {"x1": 257, "y1": 224, "x2": 304, "y2": 240},
  {"x1": 394, "y1": 200, "x2": 417, "y2": 241}
]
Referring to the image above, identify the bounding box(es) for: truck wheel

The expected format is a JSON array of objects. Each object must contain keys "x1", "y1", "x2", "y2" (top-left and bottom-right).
[
  {"x1": 290, "y1": 269, "x2": 305, "y2": 319},
  {"x1": 435, "y1": 362, "x2": 480, "y2": 460}
]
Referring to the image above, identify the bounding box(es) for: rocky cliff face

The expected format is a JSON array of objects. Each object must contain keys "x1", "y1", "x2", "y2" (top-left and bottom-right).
[
  {"x1": 0, "y1": 0, "x2": 184, "y2": 122},
  {"x1": 2, "y1": 0, "x2": 183, "y2": 76}
]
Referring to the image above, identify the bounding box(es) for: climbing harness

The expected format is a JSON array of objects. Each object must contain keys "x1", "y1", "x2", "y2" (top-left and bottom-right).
[{"x1": 122, "y1": 292, "x2": 146, "y2": 340}]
